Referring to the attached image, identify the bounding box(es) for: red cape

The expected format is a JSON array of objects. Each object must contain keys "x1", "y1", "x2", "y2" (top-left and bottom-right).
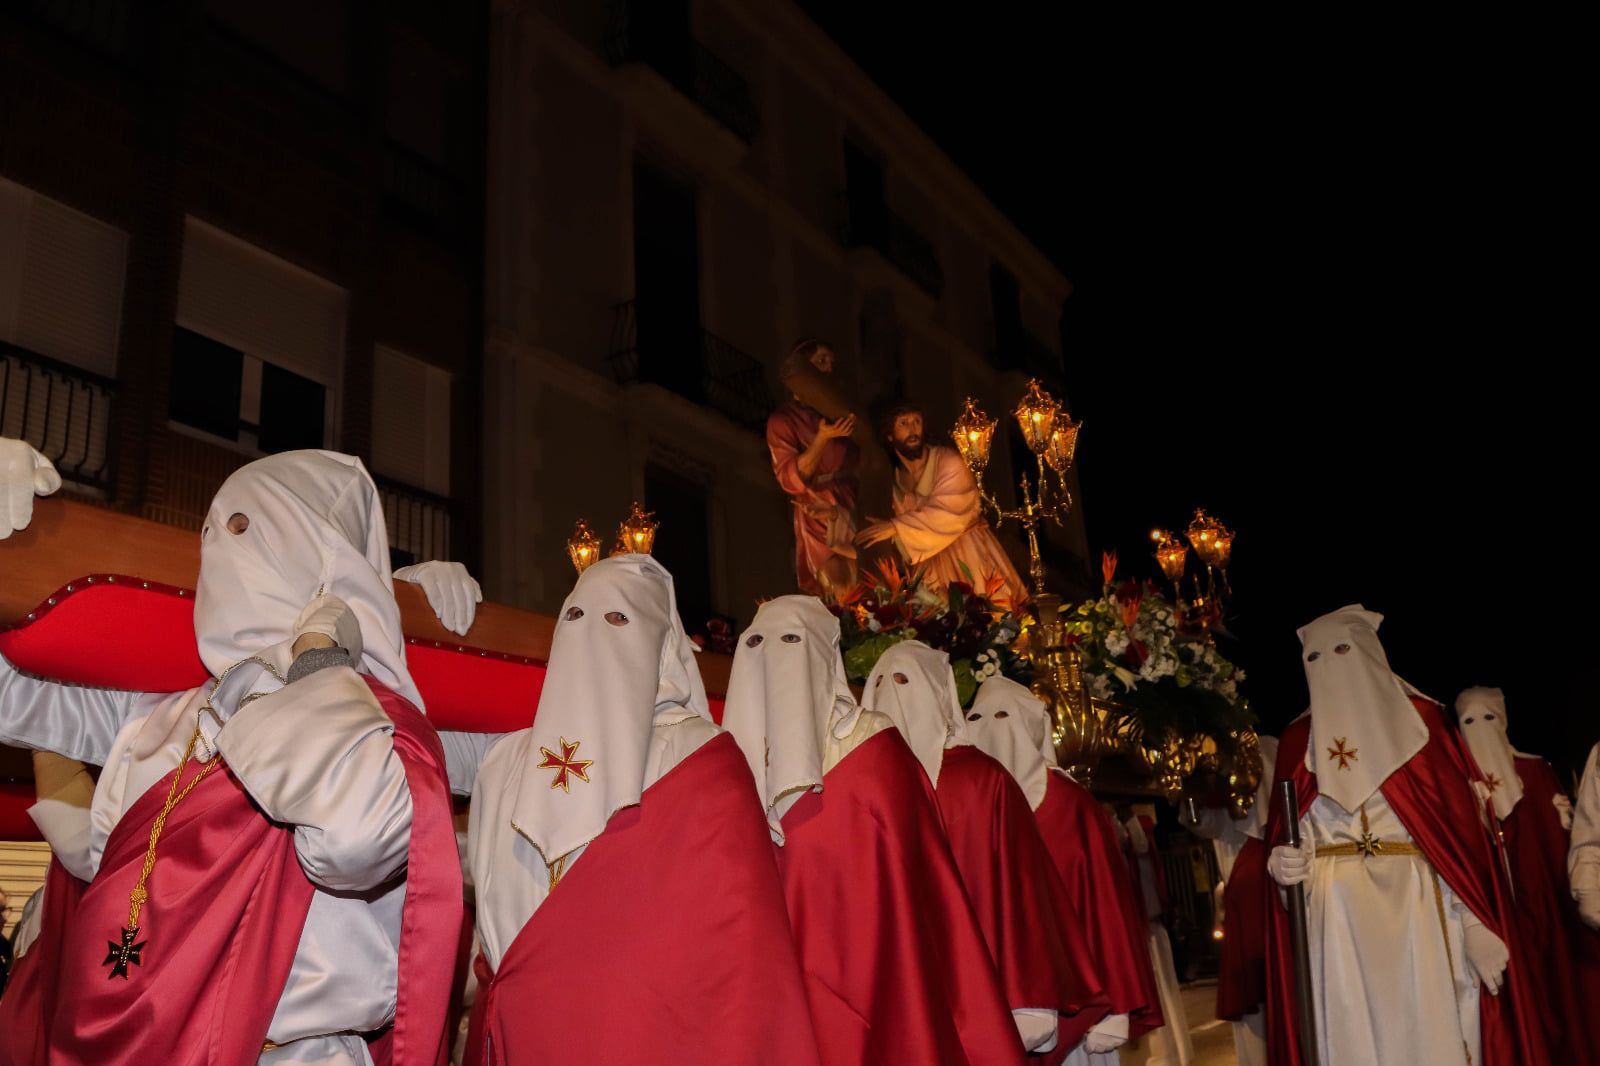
[
  {"x1": 778, "y1": 729, "x2": 1025, "y2": 1066},
  {"x1": 1034, "y1": 771, "x2": 1163, "y2": 1039},
  {"x1": 935, "y1": 745, "x2": 1110, "y2": 1051},
  {"x1": 1214, "y1": 835, "x2": 1267, "y2": 1021},
  {"x1": 0, "y1": 859, "x2": 86, "y2": 1066},
  {"x1": 1503, "y1": 756, "x2": 1600, "y2": 1061},
  {"x1": 1262, "y1": 701, "x2": 1548, "y2": 1066},
  {"x1": 467, "y1": 732, "x2": 819, "y2": 1066},
  {"x1": 0, "y1": 678, "x2": 460, "y2": 1066}
]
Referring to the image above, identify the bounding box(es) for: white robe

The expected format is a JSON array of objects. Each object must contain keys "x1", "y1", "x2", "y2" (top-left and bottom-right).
[
  {"x1": 1122, "y1": 817, "x2": 1192, "y2": 1066},
  {"x1": 1300, "y1": 789, "x2": 1479, "y2": 1066},
  {"x1": 466, "y1": 716, "x2": 720, "y2": 971},
  {"x1": 1570, "y1": 742, "x2": 1600, "y2": 900},
  {"x1": 1, "y1": 660, "x2": 412, "y2": 1066}
]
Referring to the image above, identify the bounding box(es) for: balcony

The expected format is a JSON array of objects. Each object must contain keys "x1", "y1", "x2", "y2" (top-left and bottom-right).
[
  {"x1": 0, "y1": 342, "x2": 116, "y2": 494},
  {"x1": 381, "y1": 140, "x2": 470, "y2": 245},
  {"x1": 993, "y1": 330, "x2": 1064, "y2": 382},
  {"x1": 16, "y1": 0, "x2": 136, "y2": 62},
  {"x1": 604, "y1": 6, "x2": 758, "y2": 145},
  {"x1": 837, "y1": 198, "x2": 945, "y2": 302},
  {"x1": 375, "y1": 474, "x2": 458, "y2": 570},
  {"x1": 608, "y1": 300, "x2": 773, "y2": 432}
]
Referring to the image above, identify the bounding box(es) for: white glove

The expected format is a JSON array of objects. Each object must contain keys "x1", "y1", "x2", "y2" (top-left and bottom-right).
[
  {"x1": 1084, "y1": 1013, "x2": 1130, "y2": 1053},
  {"x1": 292, "y1": 594, "x2": 363, "y2": 664},
  {"x1": 1462, "y1": 919, "x2": 1509, "y2": 995},
  {"x1": 1578, "y1": 891, "x2": 1600, "y2": 931},
  {"x1": 1, "y1": 438, "x2": 62, "y2": 540},
  {"x1": 394, "y1": 560, "x2": 482, "y2": 636},
  {"x1": 1268, "y1": 842, "x2": 1314, "y2": 886},
  {"x1": 1553, "y1": 793, "x2": 1573, "y2": 832}
]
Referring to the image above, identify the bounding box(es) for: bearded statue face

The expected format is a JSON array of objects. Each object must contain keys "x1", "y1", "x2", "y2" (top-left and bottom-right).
[{"x1": 889, "y1": 410, "x2": 925, "y2": 460}]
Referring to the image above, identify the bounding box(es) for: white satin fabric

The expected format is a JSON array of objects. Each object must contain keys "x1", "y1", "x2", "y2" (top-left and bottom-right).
[
  {"x1": 721, "y1": 595, "x2": 865, "y2": 842},
  {"x1": 1571, "y1": 743, "x2": 1600, "y2": 897},
  {"x1": 1299, "y1": 606, "x2": 1427, "y2": 815},
  {"x1": 467, "y1": 717, "x2": 719, "y2": 970},
  {"x1": 1300, "y1": 789, "x2": 1479, "y2": 1066},
  {"x1": 1454, "y1": 687, "x2": 1525, "y2": 820},
  {"x1": 861, "y1": 640, "x2": 965, "y2": 788},
  {"x1": 1122, "y1": 815, "x2": 1192, "y2": 1066},
  {"x1": 507, "y1": 554, "x2": 712, "y2": 869},
  {"x1": 964, "y1": 675, "x2": 1053, "y2": 811}
]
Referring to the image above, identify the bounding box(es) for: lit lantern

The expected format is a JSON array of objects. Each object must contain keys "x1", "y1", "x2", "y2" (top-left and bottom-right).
[
  {"x1": 1152, "y1": 529, "x2": 1188, "y2": 583},
  {"x1": 1013, "y1": 379, "x2": 1059, "y2": 454},
  {"x1": 951, "y1": 398, "x2": 997, "y2": 474},
  {"x1": 1044, "y1": 416, "x2": 1080, "y2": 474},
  {"x1": 566, "y1": 519, "x2": 601, "y2": 575},
  {"x1": 1185, "y1": 509, "x2": 1233, "y2": 570},
  {"x1": 614, "y1": 502, "x2": 658, "y2": 556}
]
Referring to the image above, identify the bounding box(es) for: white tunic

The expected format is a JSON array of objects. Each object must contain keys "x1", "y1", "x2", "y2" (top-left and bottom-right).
[
  {"x1": 1302, "y1": 790, "x2": 1478, "y2": 1066},
  {"x1": 1570, "y1": 742, "x2": 1600, "y2": 898},
  {"x1": 1, "y1": 659, "x2": 412, "y2": 1066},
  {"x1": 467, "y1": 715, "x2": 720, "y2": 970}
]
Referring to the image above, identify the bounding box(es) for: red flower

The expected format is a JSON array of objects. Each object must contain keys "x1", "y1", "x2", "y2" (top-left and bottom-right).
[
  {"x1": 1101, "y1": 551, "x2": 1118, "y2": 586},
  {"x1": 1123, "y1": 639, "x2": 1149, "y2": 669}
]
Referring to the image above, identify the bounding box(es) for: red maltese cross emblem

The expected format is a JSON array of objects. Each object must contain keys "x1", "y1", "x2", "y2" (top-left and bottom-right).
[
  {"x1": 537, "y1": 736, "x2": 594, "y2": 793},
  {"x1": 1327, "y1": 737, "x2": 1359, "y2": 771}
]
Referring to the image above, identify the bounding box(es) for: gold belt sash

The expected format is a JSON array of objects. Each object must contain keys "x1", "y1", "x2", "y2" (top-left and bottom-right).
[{"x1": 1315, "y1": 838, "x2": 1422, "y2": 858}]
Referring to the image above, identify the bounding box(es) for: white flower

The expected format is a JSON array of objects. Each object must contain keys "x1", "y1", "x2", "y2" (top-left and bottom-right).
[{"x1": 867, "y1": 617, "x2": 882, "y2": 633}]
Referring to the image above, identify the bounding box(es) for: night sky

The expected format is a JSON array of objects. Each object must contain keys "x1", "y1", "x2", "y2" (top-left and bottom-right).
[{"x1": 800, "y1": 4, "x2": 1588, "y2": 776}]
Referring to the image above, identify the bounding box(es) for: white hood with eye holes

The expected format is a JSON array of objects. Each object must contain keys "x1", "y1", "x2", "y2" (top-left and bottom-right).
[
  {"x1": 1455, "y1": 686, "x2": 1525, "y2": 820},
  {"x1": 1299, "y1": 605, "x2": 1428, "y2": 814},
  {"x1": 507, "y1": 554, "x2": 712, "y2": 868},
  {"x1": 721, "y1": 595, "x2": 862, "y2": 843},
  {"x1": 193, "y1": 449, "x2": 422, "y2": 712},
  {"x1": 861, "y1": 640, "x2": 964, "y2": 788},
  {"x1": 964, "y1": 675, "x2": 1054, "y2": 810}
]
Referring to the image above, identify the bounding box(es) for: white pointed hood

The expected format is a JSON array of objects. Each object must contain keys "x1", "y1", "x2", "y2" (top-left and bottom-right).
[
  {"x1": 509, "y1": 553, "x2": 712, "y2": 866},
  {"x1": 193, "y1": 449, "x2": 422, "y2": 710},
  {"x1": 965, "y1": 675, "x2": 1054, "y2": 809},
  {"x1": 1455, "y1": 687, "x2": 1525, "y2": 820},
  {"x1": 1299, "y1": 605, "x2": 1426, "y2": 813},
  {"x1": 721, "y1": 595, "x2": 862, "y2": 842},
  {"x1": 861, "y1": 640, "x2": 964, "y2": 787}
]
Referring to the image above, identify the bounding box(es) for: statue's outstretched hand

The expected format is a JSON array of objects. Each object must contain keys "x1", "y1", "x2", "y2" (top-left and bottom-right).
[{"x1": 1, "y1": 438, "x2": 61, "y2": 540}]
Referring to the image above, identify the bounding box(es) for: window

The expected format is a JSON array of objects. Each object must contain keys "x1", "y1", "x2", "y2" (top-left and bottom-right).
[
  {"x1": 371, "y1": 345, "x2": 452, "y2": 496},
  {"x1": 173, "y1": 219, "x2": 346, "y2": 453},
  {"x1": 644, "y1": 463, "x2": 712, "y2": 630},
  {"x1": 204, "y1": 0, "x2": 353, "y2": 95},
  {"x1": 990, "y1": 262, "x2": 1023, "y2": 368},
  {"x1": 632, "y1": 159, "x2": 702, "y2": 402}
]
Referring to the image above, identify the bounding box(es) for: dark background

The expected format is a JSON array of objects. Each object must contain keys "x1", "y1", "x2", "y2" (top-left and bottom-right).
[{"x1": 801, "y1": 4, "x2": 1590, "y2": 777}]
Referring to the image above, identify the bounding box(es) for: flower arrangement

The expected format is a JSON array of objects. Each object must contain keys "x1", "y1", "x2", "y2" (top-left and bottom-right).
[
  {"x1": 1063, "y1": 552, "x2": 1255, "y2": 743},
  {"x1": 833, "y1": 561, "x2": 1027, "y2": 707}
]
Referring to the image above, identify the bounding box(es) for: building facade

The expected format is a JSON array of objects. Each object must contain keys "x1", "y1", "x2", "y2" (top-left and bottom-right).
[
  {"x1": 0, "y1": 0, "x2": 486, "y2": 568},
  {"x1": 482, "y1": 0, "x2": 1089, "y2": 631}
]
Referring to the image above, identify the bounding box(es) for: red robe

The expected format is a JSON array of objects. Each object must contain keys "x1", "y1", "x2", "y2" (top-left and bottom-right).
[
  {"x1": 1262, "y1": 700, "x2": 1548, "y2": 1066},
  {"x1": 934, "y1": 745, "x2": 1110, "y2": 1051},
  {"x1": 1502, "y1": 756, "x2": 1600, "y2": 1061},
  {"x1": 768, "y1": 399, "x2": 858, "y2": 597},
  {"x1": 1033, "y1": 770, "x2": 1163, "y2": 1039},
  {"x1": 1214, "y1": 835, "x2": 1268, "y2": 1021},
  {"x1": 777, "y1": 729, "x2": 1025, "y2": 1066},
  {"x1": 467, "y1": 732, "x2": 820, "y2": 1066},
  {"x1": 0, "y1": 680, "x2": 459, "y2": 1066}
]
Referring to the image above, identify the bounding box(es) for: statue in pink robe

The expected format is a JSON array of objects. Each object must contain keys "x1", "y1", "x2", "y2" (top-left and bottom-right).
[{"x1": 858, "y1": 404, "x2": 1028, "y2": 608}]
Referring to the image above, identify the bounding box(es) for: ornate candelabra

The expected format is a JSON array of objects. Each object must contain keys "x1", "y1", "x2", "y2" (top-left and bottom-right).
[{"x1": 951, "y1": 379, "x2": 1081, "y2": 598}]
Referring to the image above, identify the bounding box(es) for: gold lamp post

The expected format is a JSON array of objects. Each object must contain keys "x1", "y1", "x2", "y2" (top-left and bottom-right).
[
  {"x1": 949, "y1": 379, "x2": 1081, "y2": 598},
  {"x1": 566, "y1": 519, "x2": 601, "y2": 575},
  {"x1": 611, "y1": 502, "x2": 659, "y2": 556}
]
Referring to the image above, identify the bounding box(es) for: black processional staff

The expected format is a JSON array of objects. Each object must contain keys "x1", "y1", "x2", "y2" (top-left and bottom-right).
[{"x1": 1279, "y1": 780, "x2": 1320, "y2": 1066}]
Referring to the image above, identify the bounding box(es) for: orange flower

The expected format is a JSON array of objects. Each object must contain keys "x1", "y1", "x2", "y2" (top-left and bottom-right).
[
  {"x1": 1101, "y1": 551, "x2": 1118, "y2": 586},
  {"x1": 1121, "y1": 599, "x2": 1141, "y2": 630}
]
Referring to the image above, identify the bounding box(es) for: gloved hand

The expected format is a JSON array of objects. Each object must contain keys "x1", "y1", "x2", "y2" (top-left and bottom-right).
[
  {"x1": 1084, "y1": 1013, "x2": 1130, "y2": 1053},
  {"x1": 1268, "y1": 842, "x2": 1314, "y2": 887},
  {"x1": 1, "y1": 438, "x2": 61, "y2": 540},
  {"x1": 1578, "y1": 891, "x2": 1600, "y2": 931},
  {"x1": 394, "y1": 560, "x2": 482, "y2": 636},
  {"x1": 1553, "y1": 793, "x2": 1574, "y2": 832},
  {"x1": 1462, "y1": 919, "x2": 1509, "y2": 994},
  {"x1": 292, "y1": 594, "x2": 363, "y2": 663}
]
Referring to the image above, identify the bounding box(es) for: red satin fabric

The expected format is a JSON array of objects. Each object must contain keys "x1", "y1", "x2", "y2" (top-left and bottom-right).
[
  {"x1": 776, "y1": 729, "x2": 1025, "y2": 1066},
  {"x1": 1262, "y1": 701, "x2": 1548, "y2": 1066},
  {"x1": 1034, "y1": 771, "x2": 1163, "y2": 1039},
  {"x1": 1214, "y1": 835, "x2": 1267, "y2": 1021},
  {"x1": 1503, "y1": 756, "x2": 1600, "y2": 1061},
  {"x1": 0, "y1": 859, "x2": 86, "y2": 1066},
  {"x1": 467, "y1": 733, "x2": 819, "y2": 1066},
  {"x1": 934, "y1": 746, "x2": 1110, "y2": 1051}
]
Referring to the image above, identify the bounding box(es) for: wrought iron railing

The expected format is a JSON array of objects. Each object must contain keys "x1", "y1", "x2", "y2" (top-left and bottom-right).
[
  {"x1": 375, "y1": 474, "x2": 457, "y2": 569},
  {"x1": 607, "y1": 300, "x2": 773, "y2": 431},
  {"x1": 837, "y1": 196, "x2": 945, "y2": 300},
  {"x1": 381, "y1": 140, "x2": 469, "y2": 242},
  {"x1": 0, "y1": 342, "x2": 116, "y2": 493},
  {"x1": 18, "y1": 0, "x2": 135, "y2": 59},
  {"x1": 603, "y1": 4, "x2": 759, "y2": 143},
  {"x1": 994, "y1": 331, "x2": 1064, "y2": 379}
]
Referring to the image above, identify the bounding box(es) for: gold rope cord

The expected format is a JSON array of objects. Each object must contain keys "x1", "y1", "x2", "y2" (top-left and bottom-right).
[{"x1": 127, "y1": 727, "x2": 222, "y2": 930}]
